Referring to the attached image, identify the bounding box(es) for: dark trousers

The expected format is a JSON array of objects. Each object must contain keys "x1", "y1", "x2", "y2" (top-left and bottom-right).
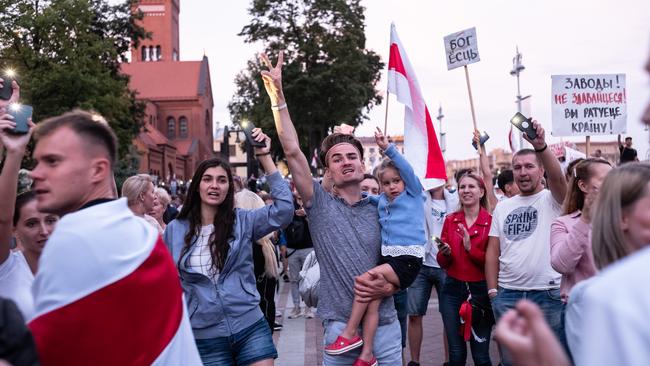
[
  {"x1": 256, "y1": 275, "x2": 277, "y2": 333},
  {"x1": 440, "y1": 277, "x2": 492, "y2": 366}
]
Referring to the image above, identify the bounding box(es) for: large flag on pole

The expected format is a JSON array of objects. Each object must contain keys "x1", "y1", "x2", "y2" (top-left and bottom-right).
[{"x1": 387, "y1": 23, "x2": 447, "y2": 190}]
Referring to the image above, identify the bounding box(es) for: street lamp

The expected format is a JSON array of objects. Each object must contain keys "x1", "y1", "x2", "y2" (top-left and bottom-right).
[
  {"x1": 510, "y1": 46, "x2": 527, "y2": 150},
  {"x1": 436, "y1": 104, "x2": 446, "y2": 157}
]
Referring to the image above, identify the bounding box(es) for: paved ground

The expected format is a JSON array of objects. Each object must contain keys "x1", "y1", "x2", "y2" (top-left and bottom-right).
[{"x1": 273, "y1": 281, "x2": 499, "y2": 365}]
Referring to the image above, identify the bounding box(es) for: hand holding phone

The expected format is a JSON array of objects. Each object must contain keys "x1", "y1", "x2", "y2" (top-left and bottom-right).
[
  {"x1": 472, "y1": 131, "x2": 490, "y2": 150},
  {"x1": 510, "y1": 112, "x2": 537, "y2": 140},
  {"x1": 433, "y1": 236, "x2": 451, "y2": 256},
  {"x1": 7, "y1": 103, "x2": 32, "y2": 135},
  {"x1": 239, "y1": 120, "x2": 266, "y2": 148}
]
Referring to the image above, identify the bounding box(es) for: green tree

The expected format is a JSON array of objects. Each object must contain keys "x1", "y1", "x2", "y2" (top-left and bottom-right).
[
  {"x1": 0, "y1": 0, "x2": 147, "y2": 174},
  {"x1": 229, "y1": 0, "x2": 383, "y2": 158}
]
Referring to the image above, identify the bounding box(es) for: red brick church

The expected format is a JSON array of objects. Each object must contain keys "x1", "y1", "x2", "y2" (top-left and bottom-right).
[{"x1": 121, "y1": 0, "x2": 214, "y2": 182}]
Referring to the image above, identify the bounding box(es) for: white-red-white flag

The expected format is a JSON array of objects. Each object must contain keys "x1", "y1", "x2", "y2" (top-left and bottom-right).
[
  {"x1": 29, "y1": 199, "x2": 201, "y2": 366},
  {"x1": 387, "y1": 23, "x2": 447, "y2": 190}
]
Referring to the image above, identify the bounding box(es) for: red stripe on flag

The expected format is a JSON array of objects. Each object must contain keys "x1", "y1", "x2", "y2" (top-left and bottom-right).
[
  {"x1": 388, "y1": 43, "x2": 407, "y2": 77},
  {"x1": 29, "y1": 237, "x2": 183, "y2": 366},
  {"x1": 424, "y1": 106, "x2": 448, "y2": 180}
]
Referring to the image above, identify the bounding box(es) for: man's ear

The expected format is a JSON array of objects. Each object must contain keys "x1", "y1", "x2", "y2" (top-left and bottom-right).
[{"x1": 89, "y1": 157, "x2": 111, "y2": 184}]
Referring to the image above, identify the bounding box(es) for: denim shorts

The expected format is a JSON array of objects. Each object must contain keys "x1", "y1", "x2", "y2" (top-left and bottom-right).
[
  {"x1": 195, "y1": 317, "x2": 278, "y2": 366},
  {"x1": 407, "y1": 265, "x2": 447, "y2": 316}
]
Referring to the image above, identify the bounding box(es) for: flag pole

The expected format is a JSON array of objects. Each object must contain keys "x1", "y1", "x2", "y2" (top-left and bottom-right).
[
  {"x1": 383, "y1": 91, "x2": 390, "y2": 134},
  {"x1": 464, "y1": 65, "x2": 485, "y2": 155},
  {"x1": 585, "y1": 135, "x2": 591, "y2": 156}
]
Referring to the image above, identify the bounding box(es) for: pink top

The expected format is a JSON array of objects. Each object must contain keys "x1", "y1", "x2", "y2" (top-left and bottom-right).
[{"x1": 550, "y1": 210, "x2": 597, "y2": 302}]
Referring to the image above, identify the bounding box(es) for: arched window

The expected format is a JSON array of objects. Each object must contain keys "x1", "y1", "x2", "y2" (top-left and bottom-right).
[
  {"x1": 156, "y1": 45, "x2": 161, "y2": 61},
  {"x1": 167, "y1": 117, "x2": 176, "y2": 139},
  {"x1": 141, "y1": 46, "x2": 147, "y2": 61},
  {"x1": 179, "y1": 116, "x2": 188, "y2": 138}
]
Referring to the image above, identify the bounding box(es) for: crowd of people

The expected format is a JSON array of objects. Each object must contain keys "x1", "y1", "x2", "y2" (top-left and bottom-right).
[{"x1": 0, "y1": 47, "x2": 649, "y2": 366}]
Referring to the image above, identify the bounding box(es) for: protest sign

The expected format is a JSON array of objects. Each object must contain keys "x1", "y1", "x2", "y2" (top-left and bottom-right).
[
  {"x1": 551, "y1": 74, "x2": 626, "y2": 136},
  {"x1": 444, "y1": 27, "x2": 480, "y2": 70}
]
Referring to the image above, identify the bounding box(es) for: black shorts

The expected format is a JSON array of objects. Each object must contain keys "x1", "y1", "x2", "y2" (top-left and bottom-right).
[{"x1": 379, "y1": 255, "x2": 422, "y2": 289}]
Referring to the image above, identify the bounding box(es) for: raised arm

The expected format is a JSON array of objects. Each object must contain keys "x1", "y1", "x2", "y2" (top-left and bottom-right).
[
  {"x1": 524, "y1": 120, "x2": 567, "y2": 204},
  {"x1": 259, "y1": 51, "x2": 314, "y2": 206},
  {"x1": 0, "y1": 111, "x2": 34, "y2": 265},
  {"x1": 247, "y1": 129, "x2": 294, "y2": 240},
  {"x1": 473, "y1": 130, "x2": 497, "y2": 212},
  {"x1": 375, "y1": 127, "x2": 422, "y2": 195}
]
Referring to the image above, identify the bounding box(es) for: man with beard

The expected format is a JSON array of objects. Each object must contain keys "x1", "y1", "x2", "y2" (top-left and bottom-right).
[{"x1": 485, "y1": 120, "x2": 567, "y2": 366}]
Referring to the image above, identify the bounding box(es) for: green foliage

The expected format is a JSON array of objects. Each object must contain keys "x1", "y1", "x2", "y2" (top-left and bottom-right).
[
  {"x1": 229, "y1": 0, "x2": 383, "y2": 157},
  {"x1": 0, "y1": 0, "x2": 147, "y2": 168}
]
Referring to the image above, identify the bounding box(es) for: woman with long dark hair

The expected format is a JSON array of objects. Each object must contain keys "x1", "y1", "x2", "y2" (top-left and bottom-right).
[
  {"x1": 163, "y1": 128, "x2": 293, "y2": 366},
  {"x1": 437, "y1": 173, "x2": 493, "y2": 366}
]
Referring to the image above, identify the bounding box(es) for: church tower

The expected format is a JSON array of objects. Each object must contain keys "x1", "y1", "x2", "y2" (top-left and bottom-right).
[{"x1": 132, "y1": 0, "x2": 180, "y2": 62}]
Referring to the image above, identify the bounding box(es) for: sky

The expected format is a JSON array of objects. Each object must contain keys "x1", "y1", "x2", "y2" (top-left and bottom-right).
[{"x1": 164, "y1": 0, "x2": 650, "y2": 160}]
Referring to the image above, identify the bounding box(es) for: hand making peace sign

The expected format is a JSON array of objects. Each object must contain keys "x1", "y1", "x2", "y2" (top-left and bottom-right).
[{"x1": 259, "y1": 51, "x2": 285, "y2": 105}]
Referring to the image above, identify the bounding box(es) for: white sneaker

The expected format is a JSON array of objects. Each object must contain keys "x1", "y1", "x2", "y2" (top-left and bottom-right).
[
  {"x1": 288, "y1": 307, "x2": 303, "y2": 319},
  {"x1": 304, "y1": 307, "x2": 315, "y2": 319},
  {"x1": 275, "y1": 310, "x2": 282, "y2": 318}
]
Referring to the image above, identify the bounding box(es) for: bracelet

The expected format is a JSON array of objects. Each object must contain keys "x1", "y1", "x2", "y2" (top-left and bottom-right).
[
  {"x1": 255, "y1": 152, "x2": 271, "y2": 157},
  {"x1": 271, "y1": 103, "x2": 287, "y2": 111},
  {"x1": 534, "y1": 143, "x2": 548, "y2": 153},
  {"x1": 487, "y1": 288, "x2": 498, "y2": 295}
]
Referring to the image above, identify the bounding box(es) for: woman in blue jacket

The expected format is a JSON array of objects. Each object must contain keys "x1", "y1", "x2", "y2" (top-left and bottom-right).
[{"x1": 164, "y1": 128, "x2": 293, "y2": 366}]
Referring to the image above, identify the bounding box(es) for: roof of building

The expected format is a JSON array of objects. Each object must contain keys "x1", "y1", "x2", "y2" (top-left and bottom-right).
[
  {"x1": 175, "y1": 139, "x2": 198, "y2": 156},
  {"x1": 138, "y1": 124, "x2": 176, "y2": 149},
  {"x1": 121, "y1": 56, "x2": 212, "y2": 102}
]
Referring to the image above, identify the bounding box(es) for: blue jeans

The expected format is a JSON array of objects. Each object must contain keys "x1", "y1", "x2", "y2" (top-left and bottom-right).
[
  {"x1": 491, "y1": 288, "x2": 565, "y2": 366},
  {"x1": 322, "y1": 319, "x2": 402, "y2": 365},
  {"x1": 195, "y1": 317, "x2": 277, "y2": 366},
  {"x1": 393, "y1": 289, "x2": 408, "y2": 348},
  {"x1": 407, "y1": 265, "x2": 447, "y2": 315},
  {"x1": 439, "y1": 277, "x2": 493, "y2": 366}
]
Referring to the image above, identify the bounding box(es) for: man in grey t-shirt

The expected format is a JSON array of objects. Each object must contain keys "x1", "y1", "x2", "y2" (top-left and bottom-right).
[{"x1": 260, "y1": 51, "x2": 418, "y2": 365}]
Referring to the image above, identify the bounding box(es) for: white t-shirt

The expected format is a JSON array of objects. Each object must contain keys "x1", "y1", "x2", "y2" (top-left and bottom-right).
[
  {"x1": 489, "y1": 189, "x2": 562, "y2": 290},
  {"x1": 0, "y1": 251, "x2": 35, "y2": 320},
  {"x1": 423, "y1": 189, "x2": 457, "y2": 268},
  {"x1": 570, "y1": 246, "x2": 650, "y2": 366},
  {"x1": 188, "y1": 224, "x2": 220, "y2": 283}
]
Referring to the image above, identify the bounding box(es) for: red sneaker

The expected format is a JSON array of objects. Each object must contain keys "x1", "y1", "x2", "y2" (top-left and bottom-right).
[
  {"x1": 324, "y1": 335, "x2": 363, "y2": 355},
  {"x1": 353, "y1": 356, "x2": 378, "y2": 366}
]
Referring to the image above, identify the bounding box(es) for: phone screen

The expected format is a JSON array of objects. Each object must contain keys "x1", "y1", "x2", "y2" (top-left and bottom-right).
[{"x1": 8, "y1": 104, "x2": 32, "y2": 134}]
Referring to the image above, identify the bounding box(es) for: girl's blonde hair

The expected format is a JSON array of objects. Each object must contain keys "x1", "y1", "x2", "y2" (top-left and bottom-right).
[
  {"x1": 592, "y1": 162, "x2": 650, "y2": 269},
  {"x1": 234, "y1": 189, "x2": 278, "y2": 278}
]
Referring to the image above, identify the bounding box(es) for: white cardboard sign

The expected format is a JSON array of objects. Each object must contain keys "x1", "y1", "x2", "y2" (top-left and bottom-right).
[
  {"x1": 551, "y1": 74, "x2": 626, "y2": 136},
  {"x1": 444, "y1": 27, "x2": 480, "y2": 70}
]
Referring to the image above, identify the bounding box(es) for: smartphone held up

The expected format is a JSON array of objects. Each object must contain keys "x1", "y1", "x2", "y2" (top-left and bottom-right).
[
  {"x1": 7, "y1": 103, "x2": 33, "y2": 135},
  {"x1": 0, "y1": 68, "x2": 17, "y2": 101},
  {"x1": 239, "y1": 119, "x2": 266, "y2": 148},
  {"x1": 510, "y1": 112, "x2": 537, "y2": 140}
]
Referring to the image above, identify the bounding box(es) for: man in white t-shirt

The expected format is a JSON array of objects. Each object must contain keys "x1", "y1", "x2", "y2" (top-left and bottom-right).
[{"x1": 485, "y1": 120, "x2": 567, "y2": 366}]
